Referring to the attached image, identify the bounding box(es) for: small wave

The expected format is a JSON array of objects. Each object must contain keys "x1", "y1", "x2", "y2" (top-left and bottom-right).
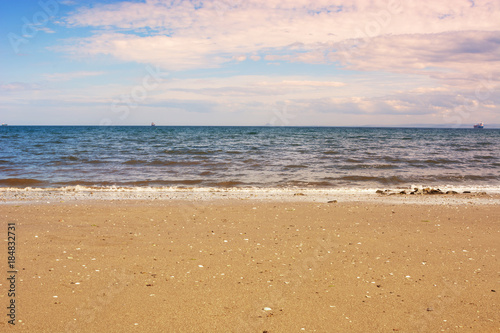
[
  {"x1": 0, "y1": 167, "x2": 18, "y2": 172},
  {"x1": 0, "y1": 178, "x2": 46, "y2": 187},
  {"x1": 339, "y1": 164, "x2": 397, "y2": 170},
  {"x1": 286, "y1": 180, "x2": 333, "y2": 187},
  {"x1": 123, "y1": 160, "x2": 201, "y2": 166},
  {"x1": 171, "y1": 179, "x2": 204, "y2": 185},
  {"x1": 59, "y1": 179, "x2": 207, "y2": 187},
  {"x1": 58, "y1": 180, "x2": 120, "y2": 186},
  {"x1": 337, "y1": 175, "x2": 406, "y2": 184},
  {"x1": 383, "y1": 156, "x2": 404, "y2": 163},
  {"x1": 423, "y1": 158, "x2": 460, "y2": 164},
  {"x1": 208, "y1": 181, "x2": 244, "y2": 187},
  {"x1": 162, "y1": 149, "x2": 217, "y2": 155},
  {"x1": 442, "y1": 175, "x2": 500, "y2": 181},
  {"x1": 124, "y1": 159, "x2": 146, "y2": 165},
  {"x1": 284, "y1": 164, "x2": 308, "y2": 169},
  {"x1": 372, "y1": 164, "x2": 397, "y2": 169},
  {"x1": 338, "y1": 175, "x2": 381, "y2": 182},
  {"x1": 149, "y1": 160, "x2": 201, "y2": 166},
  {"x1": 323, "y1": 150, "x2": 339, "y2": 155},
  {"x1": 473, "y1": 155, "x2": 496, "y2": 160}
]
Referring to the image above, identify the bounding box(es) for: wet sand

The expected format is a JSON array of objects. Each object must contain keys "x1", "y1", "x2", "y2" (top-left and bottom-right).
[{"x1": 1, "y1": 197, "x2": 499, "y2": 332}]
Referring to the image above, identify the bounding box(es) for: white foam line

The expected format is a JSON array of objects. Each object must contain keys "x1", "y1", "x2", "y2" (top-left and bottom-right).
[
  {"x1": 1, "y1": 185, "x2": 500, "y2": 205},
  {"x1": 1, "y1": 184, "x2": 500, "y2": 193}
]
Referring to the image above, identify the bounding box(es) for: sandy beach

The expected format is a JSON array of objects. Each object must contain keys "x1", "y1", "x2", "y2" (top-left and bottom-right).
[
  {"x1": 2, "y1": 0, "x2": 500, "y2": 331},
  {"x1": 1, "y1": 193, "x2": 499, "y2": 332}
]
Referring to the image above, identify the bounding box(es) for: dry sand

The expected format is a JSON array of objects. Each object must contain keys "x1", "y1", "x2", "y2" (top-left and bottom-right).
[{"x1": 1, "y1": 196, "x2": 499, "y2": 332}]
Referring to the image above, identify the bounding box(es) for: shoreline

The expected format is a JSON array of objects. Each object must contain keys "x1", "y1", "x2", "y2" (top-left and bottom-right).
[
  {"x1": 2, "y1": 186, "x2": 500, "y2": 206},
  {"x1": 1, "y1": 199, "x2": 498, "y2": 332}
]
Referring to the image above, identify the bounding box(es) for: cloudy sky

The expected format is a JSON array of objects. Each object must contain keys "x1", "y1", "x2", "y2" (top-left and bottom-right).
[{"x1": 1, "y1": 0, "x2": 499, "y2": 126}]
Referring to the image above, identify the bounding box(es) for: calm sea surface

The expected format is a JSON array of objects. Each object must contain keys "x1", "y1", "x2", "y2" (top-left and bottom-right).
[{"x1": 1, "y1": 126, "x2": 499, "y2": 190}]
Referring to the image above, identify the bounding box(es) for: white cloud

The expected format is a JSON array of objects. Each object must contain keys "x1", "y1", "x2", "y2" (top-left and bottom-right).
[
  {"x1": 233, "y1": 55, "x2": 247, "y2": 62},
  {"x1": 326, "y1": 31, "x2": 500, "y2": 86},
  {"x1": 57, "y1": 0, "x2": 499, "y2": 71},
  {"x1": 0, "y1": 82, "x2": 40, "y2": 91},
  {"x1": 36, "y1": 26, "x2": 56, "y2": 33},
  {"x1": 279, "y1": 80, "x2": 345, "y2": 87},
  {"x1": 34, "y1": 0, "x2": 500, "y2": 125},
  {"x1": 2, "y1": 73, "x2": 497, "y2": 125},
  {"x1": 42, "y1": 71, "x2": 105, "y2": 82}
]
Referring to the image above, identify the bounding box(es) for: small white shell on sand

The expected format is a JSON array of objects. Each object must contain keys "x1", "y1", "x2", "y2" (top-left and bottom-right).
[{"x1": 263, "y1": 307, "x2": 272, "y2": 311}]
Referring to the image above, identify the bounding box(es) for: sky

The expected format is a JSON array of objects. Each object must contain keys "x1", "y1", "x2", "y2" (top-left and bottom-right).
[{"x1": 0, "y1": 0, "x2": 499, "y2": 126}]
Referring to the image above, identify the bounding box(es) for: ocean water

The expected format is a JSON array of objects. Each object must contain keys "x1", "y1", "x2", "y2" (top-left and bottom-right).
[{"x1": 1, "y1": 126, "x2": 499, "y2": 190}]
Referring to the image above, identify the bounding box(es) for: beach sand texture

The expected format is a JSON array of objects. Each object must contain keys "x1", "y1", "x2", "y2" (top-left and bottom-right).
[{"x1": 1, "y1": 199, "x2": 499, "y2": 332}]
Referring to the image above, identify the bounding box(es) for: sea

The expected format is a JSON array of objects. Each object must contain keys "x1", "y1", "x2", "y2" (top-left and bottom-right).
[{"x1": 1, "y1": 126, "x2": 499, "y2": 192}]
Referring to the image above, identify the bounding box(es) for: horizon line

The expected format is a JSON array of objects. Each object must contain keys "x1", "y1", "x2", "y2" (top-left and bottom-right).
[{"x1": 2, "y1": 124, "x2": 499, "y2": 129}]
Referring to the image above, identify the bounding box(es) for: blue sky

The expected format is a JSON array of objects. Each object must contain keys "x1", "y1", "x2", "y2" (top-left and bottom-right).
[{"x1": 1, "y1": 0, "x2": 499, "y2": 126}]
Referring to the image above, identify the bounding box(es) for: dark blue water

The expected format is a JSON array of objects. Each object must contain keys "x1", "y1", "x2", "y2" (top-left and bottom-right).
[{"x1": 1, "y1": 126, "x2": 499, "y2": 189}]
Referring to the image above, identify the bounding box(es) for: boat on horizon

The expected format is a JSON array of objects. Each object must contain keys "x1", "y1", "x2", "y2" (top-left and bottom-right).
[
  {"x1": 1, "y1": 123, "x2": 7, "y2": 126},
  {"x1": 473, "y1": 122, "x2": 484, "y2": 129},
  {"x1": 151, "y1": 122, "x2": 156, "y2": 127}
]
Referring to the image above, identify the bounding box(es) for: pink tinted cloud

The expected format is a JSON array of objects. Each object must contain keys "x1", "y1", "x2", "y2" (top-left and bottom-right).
[
  {"x1": 51, "y1": 0, "x2": 500, "y2": 124},
  {"x1": 59, "y1": 0, "x2": 500, "y2": 73}
]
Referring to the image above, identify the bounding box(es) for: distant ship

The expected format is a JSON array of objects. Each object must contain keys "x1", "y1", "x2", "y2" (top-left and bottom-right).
[
  {"x1": 473, "y1": 122, "x2": 484, "y2": 129},
  {"x1": 151, "y1": 122, "x2": 156, "y2": 127},
  {"x1": 1, "y1": 123, "x2": 7, "y2": 126}
]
